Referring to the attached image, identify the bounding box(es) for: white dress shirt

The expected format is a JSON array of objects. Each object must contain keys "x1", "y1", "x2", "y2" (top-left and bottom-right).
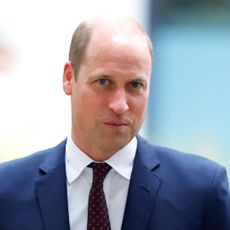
[{"x1": 65, "y1": 137, "x2": 137, "y2": 230}]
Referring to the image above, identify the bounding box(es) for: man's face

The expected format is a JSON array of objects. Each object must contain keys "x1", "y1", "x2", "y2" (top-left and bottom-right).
[{"x1": 63, "y1": 28, "x2": 152, "y2": 160}]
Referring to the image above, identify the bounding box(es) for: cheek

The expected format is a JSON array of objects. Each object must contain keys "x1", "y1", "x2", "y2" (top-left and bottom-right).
[
  {"x1": 130, "y1": 97, "x2": 147, "y2": 117},
  {"x1": 74, "y1": 88, "x2": 106, "y2": 116}
]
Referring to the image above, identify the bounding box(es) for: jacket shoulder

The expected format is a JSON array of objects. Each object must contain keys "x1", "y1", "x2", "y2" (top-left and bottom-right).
[
  {"x1": 0, "y1": 140, "x2": 66, "y2": 182},
  {"x1": 137, "y1": 135, "x2": 227, "y2": 181}
]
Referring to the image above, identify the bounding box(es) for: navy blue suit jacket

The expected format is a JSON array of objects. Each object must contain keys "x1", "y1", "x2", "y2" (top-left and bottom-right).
[{"x1": 0, "y1": 136, "x2": 229, "y2": 230}]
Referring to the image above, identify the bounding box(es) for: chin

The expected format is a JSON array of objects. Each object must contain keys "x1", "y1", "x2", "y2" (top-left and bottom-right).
[{"x1": 110, "y1": 135, "x2": 131, "y2": 149}]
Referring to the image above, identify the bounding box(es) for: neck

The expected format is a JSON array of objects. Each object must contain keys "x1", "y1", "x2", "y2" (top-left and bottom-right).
[{"x1": 71, "y1": 135, "x2": 118, "y2": 162}]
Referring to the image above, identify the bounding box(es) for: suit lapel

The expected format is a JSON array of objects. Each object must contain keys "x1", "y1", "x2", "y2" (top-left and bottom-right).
[
  {"x1": 121, "y1": 136, "x2": 162, "y2": 230},
  {"x1": 34, "y1": 137, "x2": 161, "y2": 230},
  {"x1": 35, "y1": 140, "x2": 70, "y2": 230}
]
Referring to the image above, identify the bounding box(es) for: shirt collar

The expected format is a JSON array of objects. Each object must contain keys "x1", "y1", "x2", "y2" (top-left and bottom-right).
[{"x1": 65, "y1": 136, "x2": 137, "y2": 184}]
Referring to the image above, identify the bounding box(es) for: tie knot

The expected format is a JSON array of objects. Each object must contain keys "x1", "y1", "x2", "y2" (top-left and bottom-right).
[{"x1": 88, "y1": 162, "x2": 111, "y2": 184}]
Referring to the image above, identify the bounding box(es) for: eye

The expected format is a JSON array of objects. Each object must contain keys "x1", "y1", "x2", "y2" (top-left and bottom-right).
[
  {"x1": 129, "y1": 81, "x2": 143, "y2": 89},
  {"x1": 96, "y1": 78, "x2": 109, "y2": 86}
]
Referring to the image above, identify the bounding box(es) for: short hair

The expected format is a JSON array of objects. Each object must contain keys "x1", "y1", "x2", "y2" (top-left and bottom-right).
[
  {"x1": 69, "y1": 20, "x2": 93, "y2": 78},
  {"x1": 68, "y1": 18, "x2": 153, "y2": 79}
]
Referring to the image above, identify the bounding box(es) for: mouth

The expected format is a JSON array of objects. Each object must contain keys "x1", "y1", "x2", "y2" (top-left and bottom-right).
[
  {"x1": 105, "y1": 121, "x2": 128, "y2": 126},
  {"x1": 103, "y1": 121, "x2": 129, "y2": 131}
]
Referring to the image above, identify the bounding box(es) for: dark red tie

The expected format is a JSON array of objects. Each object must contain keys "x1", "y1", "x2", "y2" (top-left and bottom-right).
[{"x1": 87, "y1": 162, "x2": 112, "y2": 230}]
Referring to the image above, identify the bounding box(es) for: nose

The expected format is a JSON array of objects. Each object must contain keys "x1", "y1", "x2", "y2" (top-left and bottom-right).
[{"x1": 109, "y1": 89, "x2": 129, "y2": 115}]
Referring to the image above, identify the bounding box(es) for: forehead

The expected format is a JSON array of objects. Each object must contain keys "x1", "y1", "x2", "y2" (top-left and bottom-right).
[{"x1": 84, "y1": 25, "x2": 152, "y2": 68}]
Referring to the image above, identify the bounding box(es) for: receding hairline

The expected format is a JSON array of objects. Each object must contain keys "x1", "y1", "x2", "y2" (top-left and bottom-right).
[
  {"x1": 83, "y1": 16, "x2": 153, "y2": 56},
  {"x1": 69, "y1": 17, "x2": 153, "y2": 77}
]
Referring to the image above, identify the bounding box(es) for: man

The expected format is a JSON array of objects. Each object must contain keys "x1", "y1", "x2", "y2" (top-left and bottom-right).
[{"x1": 0, "y1": 17, "x2": 229, "y2": 230}]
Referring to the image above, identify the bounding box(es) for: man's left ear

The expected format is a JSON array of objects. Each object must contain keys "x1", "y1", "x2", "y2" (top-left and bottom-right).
[{"x1": 63, "y1": 62, "x2": 74, "y2": 95}]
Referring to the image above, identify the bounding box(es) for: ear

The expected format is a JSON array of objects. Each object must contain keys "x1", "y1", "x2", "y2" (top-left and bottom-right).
[{"x1": 63, "y1": 62, "x2": 74, "y2": 95}]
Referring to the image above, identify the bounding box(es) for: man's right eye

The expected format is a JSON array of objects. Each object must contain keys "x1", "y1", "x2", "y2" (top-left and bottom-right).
[{"x1": 96, "y1": 79, "x2": 109, "y2": 86}]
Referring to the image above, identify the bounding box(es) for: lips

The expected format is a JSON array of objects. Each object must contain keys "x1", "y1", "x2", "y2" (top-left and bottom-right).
[
  {"x1": 104, "y1": 121, "x2": 128, "y2": 126},
  {"x1": 103, "y1": 120, "x2": 131, "y2": 131}
]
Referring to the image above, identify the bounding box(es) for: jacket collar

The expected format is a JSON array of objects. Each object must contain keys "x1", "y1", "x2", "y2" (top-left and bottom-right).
[
  {"x1": 35, "y1": 139, "x2": 70, "y2": 230},
  {"x1": 122, "y1": 135, "x2": 162, "y2": 230},
  {"x1": 34, "y1": 136, "x2": 162, "y2": 230}
]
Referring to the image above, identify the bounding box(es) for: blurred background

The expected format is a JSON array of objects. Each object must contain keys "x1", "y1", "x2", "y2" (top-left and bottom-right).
[{"x1": 0, "y1": 0, "x2": 229, "y2": 177}]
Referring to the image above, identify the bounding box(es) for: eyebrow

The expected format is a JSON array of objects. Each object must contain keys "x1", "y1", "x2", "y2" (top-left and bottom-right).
[{"x1": 90, "y1": 71, "x2": 149, "y2": 82}]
